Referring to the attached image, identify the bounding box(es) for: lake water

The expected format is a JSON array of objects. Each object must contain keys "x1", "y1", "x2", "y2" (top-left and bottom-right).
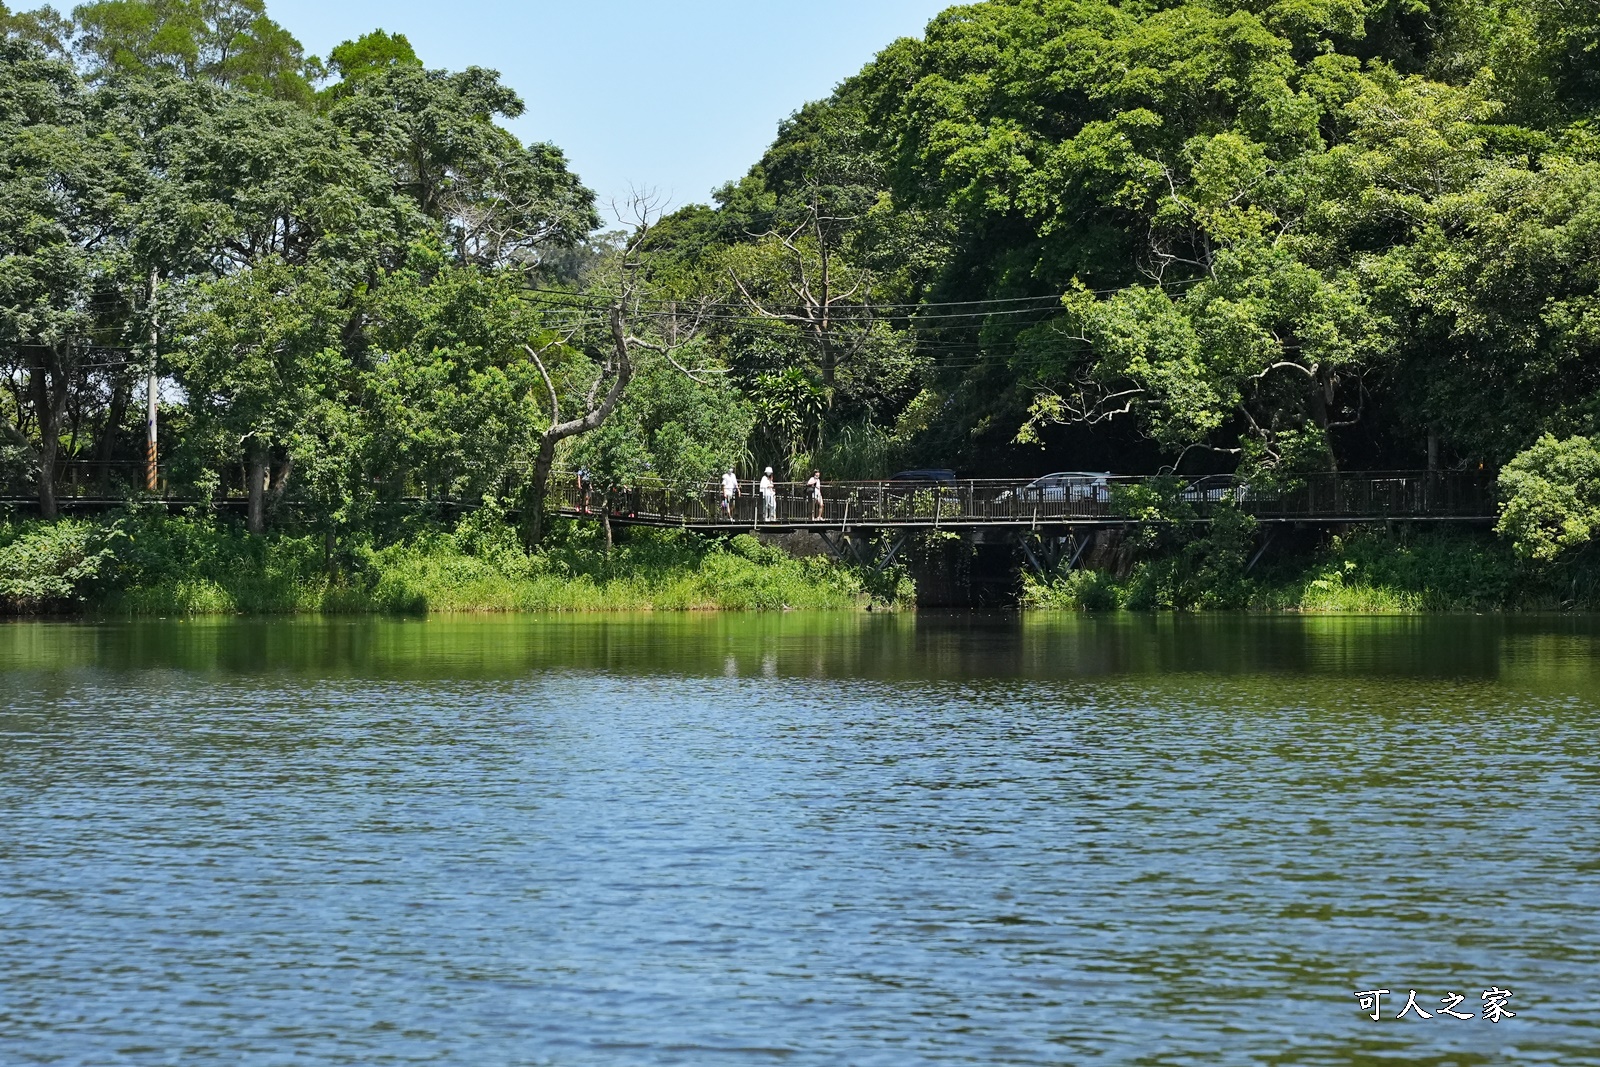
[{"x1": 2, "y1": 614, "x2": 1598, "y2": 1065}]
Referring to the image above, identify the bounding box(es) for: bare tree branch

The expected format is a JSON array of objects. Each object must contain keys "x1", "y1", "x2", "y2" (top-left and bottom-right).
[{"x1": 1251, "y1": 360, "x2": 1320, "y2": 381}]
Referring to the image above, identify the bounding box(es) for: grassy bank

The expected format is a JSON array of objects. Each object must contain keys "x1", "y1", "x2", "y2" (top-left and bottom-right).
[
  {"x1": 7, "y1": 507, "x2": 1594, "y2": 617},
  {"x1": 1023, "y1": 525, "x2": 1599, "y2": 613},
  {"x1": 0, "y1": 506, "x2": 897, "y2": 616}
]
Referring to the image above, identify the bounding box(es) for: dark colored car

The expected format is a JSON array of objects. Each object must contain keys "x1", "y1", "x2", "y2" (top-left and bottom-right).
[
  {"x1": 888, "y1": 469, "x2": 957, "y2": 484},
  {"x1": 1180, "y1": 474, "x2": 1240, "y2": 503},
  {"x1": 1180, "y1": 474, "x2": 1262, "y2": 504},
  {"x1": 870, "y1": 469, "x2": 960, "y2": 516}
]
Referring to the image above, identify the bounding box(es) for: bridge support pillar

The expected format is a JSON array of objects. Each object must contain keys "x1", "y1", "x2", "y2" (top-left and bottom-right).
[
  {"x1": 1016, "y1": 530, "x2": 1091, "y2": 579},
  {"x1": 819, "y1": 529, "x2": 908, "y2": 574},
  {"x1": 1245, "y1": 528, "x2": 1276, "y2": 574}
]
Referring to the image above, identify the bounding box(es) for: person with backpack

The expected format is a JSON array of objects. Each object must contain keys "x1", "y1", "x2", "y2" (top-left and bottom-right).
[{"x1": 807, "y1": 469, "x2": 824, "y2": 520}]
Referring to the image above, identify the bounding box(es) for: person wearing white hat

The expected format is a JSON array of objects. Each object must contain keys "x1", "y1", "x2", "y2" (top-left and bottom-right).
[{"x1": 759, "y1": 466, "x2": 777, "y2": 522}]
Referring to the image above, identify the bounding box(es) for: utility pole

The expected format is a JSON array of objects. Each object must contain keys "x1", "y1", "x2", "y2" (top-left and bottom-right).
[{"x1": 145, "y1": 266, "x2": 159, "y2": 492}]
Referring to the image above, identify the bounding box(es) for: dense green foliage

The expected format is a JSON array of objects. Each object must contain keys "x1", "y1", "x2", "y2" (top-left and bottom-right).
[
  {"x1": 0, "y1": 513, "x2": 119, "y2": 608},
  {"x1": 0, "y1": 4, "x2": 611, "y2": 530},
  {"x1": 4, "y1": 0, "x2": 1599, "y2": 612},
  {"x1": 695, "y1": 0, "x2": 1599, "y2": 483},
  {"x1": 1496, "y1": 434, "x2": 1600, "y2": 562},
  {"x1": 0, "y1": 507, "x2": 877, "y2": 613},
  {"x1": 631, "y1": 1, "x2": 1600, "y2": 588},
  {"x1": 1020, "y1": 525, "x2": 1598, "y2": 612}
]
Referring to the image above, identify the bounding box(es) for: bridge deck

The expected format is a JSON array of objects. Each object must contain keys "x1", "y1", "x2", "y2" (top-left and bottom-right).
[
  {"x1": 560, "y1": 471, "x2": 1496, "y2": 531},
  {"x1": 5, "y1": 471, "x2": 1497, "y2": 528}
]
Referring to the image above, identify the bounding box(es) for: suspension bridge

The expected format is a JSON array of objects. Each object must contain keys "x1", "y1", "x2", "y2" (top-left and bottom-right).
[
  {"x1": 556, "y1": 470, "x2": 1497, "y2": 579},
  {"x1": 557, "y1": 470, "x2": 1495, "y2": 530}
]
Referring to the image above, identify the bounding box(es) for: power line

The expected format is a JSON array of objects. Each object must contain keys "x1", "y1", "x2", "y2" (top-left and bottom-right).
[{"x1": 516, "y1": 274, "x2": 1204, "y2": 314}]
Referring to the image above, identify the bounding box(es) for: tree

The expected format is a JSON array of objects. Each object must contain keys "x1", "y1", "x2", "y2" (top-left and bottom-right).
[
  {"x1": 361, "y1": 263, "x2": 548, "y2": 507},
  {"x1": 830, "y1": 0, "x2": 1600, "y2": 476},
  {"x1": 621, "y1": 363, "x2": 753, "y2": 498},
  {"x1": 727, "y1": 199, "x2": 886, "y2": 411},
  {"x1": 0, "y1": 37, "x2": 138, "y2": 517},
  {"x1": 748, "y1": 365, "x2": 824, "y2": 475},
  {"x1": 166, "y1": 85, "x2": 415, "y2": 272},
  {"x1": 1391, "y1": 155, "x2": 1600, "y2": 466},
  {"x1": 1496, "y1": 435, "x2": 1600, "y2": 563},
  {"x1": 330, "y1": 64, "x2": 597, "y2": 270},
  {"x1": 566, "y1": 350, "x2": 753, "y2": 547},
  {"x1": 0, "y1": 2, "x2": 74, "y2": 56},
  {"x1": 170, "y1": 262, "x2": 349, "y2": 533},
  {"x1": 860, "y1": 1, "x2": 1388, "y2": 469},
  {"x1": 715, "y1": 81, "x2": 933, "y2": 431},
  {"x1": 521, "y1": 202, "x2": 711, "y2": 543},
  {"x1": 319, "y1": 28, "x2": 418, "y2": 102},
  {"x1": 72, "y1": 0, "x2": 320, "y2": 103},
  {"x1": 2, "y1": 7, "x2": 616, "y2": 538}
]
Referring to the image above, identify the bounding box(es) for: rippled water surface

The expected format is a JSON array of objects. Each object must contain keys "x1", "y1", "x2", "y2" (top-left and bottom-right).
[{"x1": 3, "y1": 613, "x2": 1599, "y2": 1065}]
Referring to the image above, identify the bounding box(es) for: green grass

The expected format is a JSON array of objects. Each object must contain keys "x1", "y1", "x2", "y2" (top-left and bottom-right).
[
  {"x1": 356, "y1": 532, "x2": 868, "y2": 614},
  {"x1": 1, "y1": 508, "x2": 880, "y2": 616}
]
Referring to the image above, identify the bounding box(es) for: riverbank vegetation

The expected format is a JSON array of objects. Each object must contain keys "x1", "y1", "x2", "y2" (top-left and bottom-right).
[
  {"x1": 1021, "y1": 523, "x2": 1600, "y2": 613},
  {"x1": 0, "y1": 505, "x2": 885, "y2": 614},
  {"x1": 3, "y1": 1, "x2": 1599, "y2": 611}
]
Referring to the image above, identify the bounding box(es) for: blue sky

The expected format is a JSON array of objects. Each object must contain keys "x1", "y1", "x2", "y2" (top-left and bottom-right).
[{"x1": 269, "y1": 0, "x2": 954, "y2": 214}]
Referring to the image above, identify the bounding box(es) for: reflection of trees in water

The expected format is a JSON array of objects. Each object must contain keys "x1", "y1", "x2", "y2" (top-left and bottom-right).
[{"x1": 7, "y1": 617, "x2": 1600, "y2": 696}]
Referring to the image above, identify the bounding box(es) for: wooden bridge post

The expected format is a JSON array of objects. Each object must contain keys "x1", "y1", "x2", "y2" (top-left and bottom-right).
[
  {"x1": 1018, "y1": 535, "x2": 1047, "y2": 578},
  {"x1": 1065, "y1": 531, "x2": 1093, "y2": 572},
  {"x1": 874, "y1": 532, "x2": 908, "y2": 575}
]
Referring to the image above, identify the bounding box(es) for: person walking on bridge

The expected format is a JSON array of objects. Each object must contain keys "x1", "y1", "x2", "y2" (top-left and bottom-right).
[
  {"x1": 759, "y1": 467, "x2": 777, "y2": 522},
  {"x1": 720, "y1": 467, "x2": 740, "y2": 520},
  {"x1": 807, "y1": 469, "x2": 824, "y2": 521},
  {"x1": 575, "y1": 466, "x2": 592, "y2": 514}
]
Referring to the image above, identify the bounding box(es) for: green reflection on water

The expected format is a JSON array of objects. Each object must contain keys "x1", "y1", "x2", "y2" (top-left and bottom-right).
[{"x1": 4, "y1": 614, "x2": 1600, "y2": 695}]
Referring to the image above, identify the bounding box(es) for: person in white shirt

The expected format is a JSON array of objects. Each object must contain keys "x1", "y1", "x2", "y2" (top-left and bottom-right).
[
  {"x1": 807, "y1": 469, "x2": 824, "y2": 520},
  {"x1": 759, "y1": 467, "x2": 777, "y2": 522},
  {"x1": 720, "y1": 468, "x2": 740, "y2": 519}
]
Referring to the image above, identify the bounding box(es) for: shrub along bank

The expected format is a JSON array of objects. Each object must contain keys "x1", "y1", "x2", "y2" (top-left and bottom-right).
[
  {"x1": 1015, "y1": 468, "x2": 1600, "y2": 613},
  {"x1": 0, "y1": 506, "x2": 895, "y2": 616},
  {"x1": 1022, "y1": 524, "x2": 1599, "y2": 613}
]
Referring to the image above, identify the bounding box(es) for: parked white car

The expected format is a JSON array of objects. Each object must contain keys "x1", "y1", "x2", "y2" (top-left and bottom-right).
[{"x1": 996, "y1": 471, "x2": 1117, "y2": 505}]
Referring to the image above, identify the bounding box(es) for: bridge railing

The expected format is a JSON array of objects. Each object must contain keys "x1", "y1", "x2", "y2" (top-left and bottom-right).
[
  {"x1": 1, "y1": 460, "x2": 167, "y2": 500},
  {"x1": 555, "y1": 470, "x2": 1496, "y2": 526},
  {"x1": 1244, "y1": 470, "x2": 1495, "y2": 519}
]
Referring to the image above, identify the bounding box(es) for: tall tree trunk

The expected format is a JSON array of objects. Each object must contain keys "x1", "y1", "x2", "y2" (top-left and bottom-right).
[
  {"x1": 95, "y1": 374, "x2": 130, "y2": 496},
  {"x1": 247, "y1": 439, "x2": 268, "y2": 535},
  {"x1": 268, "y1": 456, "x2": 293, "y2": 508},
  {"x1": 1307, "y1": 375, "x2": 1338, "y2": 472},
  {"x1": 37, "y1": 427, "x2": 59, "y2": 520},
  {"x1": 32, "y1": 362, "x2": 66, "y2": 520},
  {"x1": 526, "y1": 435, "x2": 558, "y2": 545}
]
